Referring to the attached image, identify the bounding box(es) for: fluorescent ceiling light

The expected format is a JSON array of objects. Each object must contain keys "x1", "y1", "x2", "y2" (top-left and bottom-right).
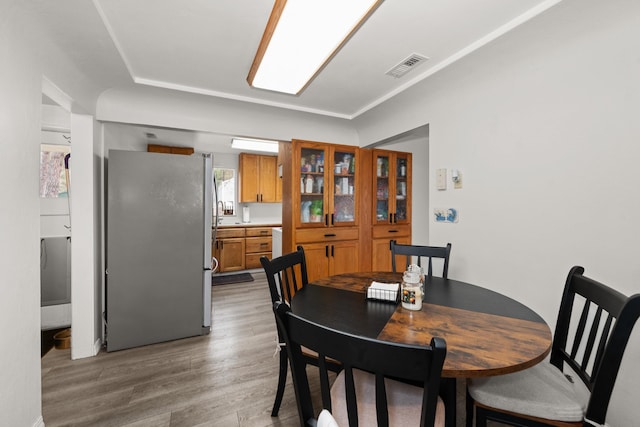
[
  {"x1": 231, "y1": 138, "x2": 279, "y2": 153},
  {"x1": 247, "y1": 0, "x2": 382, "y2": 95}
]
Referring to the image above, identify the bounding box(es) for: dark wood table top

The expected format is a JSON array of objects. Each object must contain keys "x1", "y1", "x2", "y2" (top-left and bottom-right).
[{"x1": 291, "y1": 271, "x2": 552, "y2": 378}]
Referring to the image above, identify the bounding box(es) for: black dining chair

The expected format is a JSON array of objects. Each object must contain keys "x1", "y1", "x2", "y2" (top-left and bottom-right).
[
  {"x1": 274, "y1": 300, "x2": 447, "y2": 427},
  {"x1": 466, "y1": 265, "x2": 640, "y2": 427},
  {"x1": 390, "y1": 241, "x2": 452, "y2": 278},
  {"x1": 260, "y1": 246, "x2": 340, "y2": 417}
]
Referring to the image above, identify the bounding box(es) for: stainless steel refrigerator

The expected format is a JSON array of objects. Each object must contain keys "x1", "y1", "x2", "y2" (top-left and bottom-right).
[{"x1": 106, "y1": 149, "x2": 213, "y2": 352}]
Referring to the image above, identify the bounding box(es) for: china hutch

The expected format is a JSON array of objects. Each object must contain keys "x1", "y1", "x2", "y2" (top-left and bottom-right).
[
  {"x1": 370, "y1": 149, "x2": 412, "y2": 271},
  {"x1": 281, "y1": 140, "x2": 412, "y2": 279},
  {"x1": 281, "y1": 140, "x2": 360, "y2": 282}
]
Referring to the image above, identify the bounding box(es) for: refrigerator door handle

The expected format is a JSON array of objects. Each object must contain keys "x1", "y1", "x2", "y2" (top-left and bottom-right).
[
  {"x1": 203, "y1": 153, "x2": 213, "y2": 269},
  {"x1": 203, "y1": 268, "x2": 212, "y2": 329}
]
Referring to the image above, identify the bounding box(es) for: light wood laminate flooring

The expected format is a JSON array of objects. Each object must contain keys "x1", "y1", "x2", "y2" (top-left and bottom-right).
[
  {"x1": 42, "y1": 272, "x2": 494, "y2": 427},
  {"x1": 42, "y1": 272, "x2": 308, "y2": 427}
]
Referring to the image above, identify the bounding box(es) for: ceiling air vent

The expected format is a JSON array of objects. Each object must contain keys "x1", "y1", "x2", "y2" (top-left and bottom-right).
[
  {"x1": 145, "y1": 132, "x2": 158, "y2": 139},
  {"x1": 386, "y1": 53, "x2": 429, "y2": 78}
]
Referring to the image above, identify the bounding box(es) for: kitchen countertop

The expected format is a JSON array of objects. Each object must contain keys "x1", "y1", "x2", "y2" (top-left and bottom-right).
[{"x1": 216, "y1": 222, "x2": 281, "y2": 229}]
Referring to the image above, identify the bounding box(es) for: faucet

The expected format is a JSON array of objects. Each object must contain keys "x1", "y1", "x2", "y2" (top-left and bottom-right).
[{"x1": 216, "y1": 201, "x2": 225, "y2": 224}]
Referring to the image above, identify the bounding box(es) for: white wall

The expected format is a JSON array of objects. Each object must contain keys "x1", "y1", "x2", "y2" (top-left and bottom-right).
[
  {"x1": 1, "y1": 2, "x2": 103, "y2": 425},
  {"x1": 355, "y1": 0, "x2": 640, "y2": 424},
  {"x1": 0, "y1": 3, "x2": 44, "y2": 425},
  {"x1": 97, "y1": 85, "x2": 360, "y2": 147}
]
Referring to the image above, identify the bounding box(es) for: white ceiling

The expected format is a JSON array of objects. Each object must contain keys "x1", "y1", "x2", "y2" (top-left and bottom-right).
[{"x1": 37, "y1": 0, "x2": 561, "y2": 120}]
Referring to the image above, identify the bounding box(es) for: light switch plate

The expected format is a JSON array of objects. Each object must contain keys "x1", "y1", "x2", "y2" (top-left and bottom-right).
[{"x1": 436, "y1": 168, "x2": 447, "y2": 190}]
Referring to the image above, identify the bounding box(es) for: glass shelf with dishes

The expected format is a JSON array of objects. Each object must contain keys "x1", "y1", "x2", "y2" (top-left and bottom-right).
[
  {"x1": 299, "y1": 147, "x2": 326, "y2": 224},
  {"x1": 293, "y1": 142, "x2": 359, "y2": 228},
  {"x1": 332, "y1": 150, "x2": 356, "y2": 224},
  {"x1": 395, "y1": 157, "x2": 408, "y2": 221}
]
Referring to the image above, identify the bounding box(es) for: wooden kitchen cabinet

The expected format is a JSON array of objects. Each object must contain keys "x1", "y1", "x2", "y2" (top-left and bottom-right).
[
  {"x1": 291, "y1": 140, "x2": 359, "y2": 229},
  {"x1": 302, "y1": 240, "x2": 360, "y2": 283},
  {"x1": 239, "y1": 153, "x2": 280, "y2": 203},
  {"x1": 245, "y1": 227, "x2": 272, "y2": 269},
  {"x1": 370, "y1": 149, "x2": 412, "y2": 270},
  {"x1": 147, "y1": 144, "x2": 194, "y2": 155},
  {"x1": 213, "y1": 228, "x2": 245, "y2": 273},
  {"x1": 372, "y1": 149, "x2": 411, "y2": 226},
  {"x1": 282, "y1": 139, "x2": 362, "y2": 279},
  {"x1": 371, "y1": 227, "x2": 411, "y2": 272}
]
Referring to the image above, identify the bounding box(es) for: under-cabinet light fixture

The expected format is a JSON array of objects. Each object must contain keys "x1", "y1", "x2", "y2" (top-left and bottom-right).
[
  {"x1": 231, "y1": 138, "x2": 279, "y2": 153},
  {"x1": 247, "y1": 0, "x2": 383, "y2": 95}
]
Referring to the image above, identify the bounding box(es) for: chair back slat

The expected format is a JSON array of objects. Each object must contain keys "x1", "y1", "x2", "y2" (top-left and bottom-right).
[
  {"x1": 549, "y1": 266, "x2": 640, "y2": 425},
  {"x1": 580, "y1": 306, "x2": 603, "y2": 371},
  {"x1": 390, "y1": 241, "x2": 452, "y2": 278},
  {"x1": 261, "y1": 246, "x2": 308, "y2": 304},
  {"x1": 274, "y1": 301, "x2": 446, "y2": 427},
  {"x1": 592, "y1": 315, "x2": 613, "y2": 375},
  {"x1": 569, "y1": 301, "x2": 590, "y2": 360}
]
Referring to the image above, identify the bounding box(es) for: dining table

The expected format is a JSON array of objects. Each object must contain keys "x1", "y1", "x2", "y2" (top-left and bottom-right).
[{"x1": 289, "y1": 271, "x2": 552, "y2": 426}]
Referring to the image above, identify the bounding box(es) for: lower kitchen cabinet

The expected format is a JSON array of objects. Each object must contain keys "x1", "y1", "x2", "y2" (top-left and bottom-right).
[
  {"x1": 245, "y1": 227, "x2": 273, "y2": 269},
  {"x1": 213, "y1": 226, "x2": 278, "y2": 273},
  {"x1": 302, "y1": 240, "x2": 359, "y2": 283},
  {"x1": 213, "y1": 228, "x2": 245, "y2": 273},
  {"x1": 371, "y1": 224, "x2": 411, "y2": 272}
]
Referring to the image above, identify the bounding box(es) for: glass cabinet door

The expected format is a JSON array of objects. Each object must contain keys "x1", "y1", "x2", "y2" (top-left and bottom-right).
[
  {"x1": 373, "y1": 150, "x2": 411, "y2": 225},
  {"x1": 395, "y1": 154, "x2": 409, "y2": 223},
  {"x1": 374, "y1": 152, "x2": 391, "y2": 224},
  {"x1": 299, "y1": 146, "x2": 327, "y2": 226},
  {"x1": 331, "y1": 147, "x2": 357, "y2": 225}
]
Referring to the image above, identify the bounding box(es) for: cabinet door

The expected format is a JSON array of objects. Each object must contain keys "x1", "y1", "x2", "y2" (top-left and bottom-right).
[
  {"x1": 217, "y1": 238, "x2": 245, "y2": 272},
  {"x1": 259, "y1": 155, "x2": 277, "y2": 202},
  {"x1": 295, "y1": 141, "x2": 360, "y2": 229},
  {"x1": 302, "y1": 242, "x2": 331, "y2": 284},
  {"x1": 296, "y1": 142, "x2": 330, "y2": 228},
  {"x1": 329, "y1": 146, "x2": 358, "y2": 227},
  {"x1": 330, "y1": 241, "x2": 360, "y2": 276},
  {"x1": 373, "y1": 150, "x2": 393, "y2": 225},
  {"x1": 372, "y1": 236, "x2": 410, "y2": 272},
  {"x1": 239, "y1": 154, "x2": 260, "y2": 203},
  {"x1": 372, "y1": 150, "x2": 411, "y2": 226},
  {"x1": 393, "y1": 152, "x2": 411, "y2": 225}
]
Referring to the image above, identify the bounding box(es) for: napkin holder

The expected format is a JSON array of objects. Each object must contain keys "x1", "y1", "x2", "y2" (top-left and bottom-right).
[{"x1": 365, "y1": 281, "x2": 400, "y2": 304}]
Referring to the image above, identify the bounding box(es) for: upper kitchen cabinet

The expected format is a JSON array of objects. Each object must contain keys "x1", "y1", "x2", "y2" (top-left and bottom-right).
[
  {"x1": 147, "y1": 144, "x2": 194, "y2": 155},
  {"x1": 372, "y1": 150, "x2": 411, "y2": 226},
  {"x1": 239, "y1": 153, "x2": 281, "y2": 203},
  {"x1": 292, "y1": 140, "x2": 359, "y2": 229}
]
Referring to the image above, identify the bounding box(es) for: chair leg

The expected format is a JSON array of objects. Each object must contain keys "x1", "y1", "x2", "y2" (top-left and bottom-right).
[
  {"x1": 271, "y1": 349, "x2": 288, "y2": 416},
  {"x1": 465, "y1": 388, "x2": 474, "y2": 427},
  {"x1": 474, "y1": 405, "x2": 487, "y2": 427},
  {"x1": 439, "y1": 377, "x2": 456, "y2": 426}
]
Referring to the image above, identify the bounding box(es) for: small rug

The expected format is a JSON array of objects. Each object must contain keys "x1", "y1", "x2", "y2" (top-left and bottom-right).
[{"x1": 212, "y1": 272, "x2": 254, "y2": 286}]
